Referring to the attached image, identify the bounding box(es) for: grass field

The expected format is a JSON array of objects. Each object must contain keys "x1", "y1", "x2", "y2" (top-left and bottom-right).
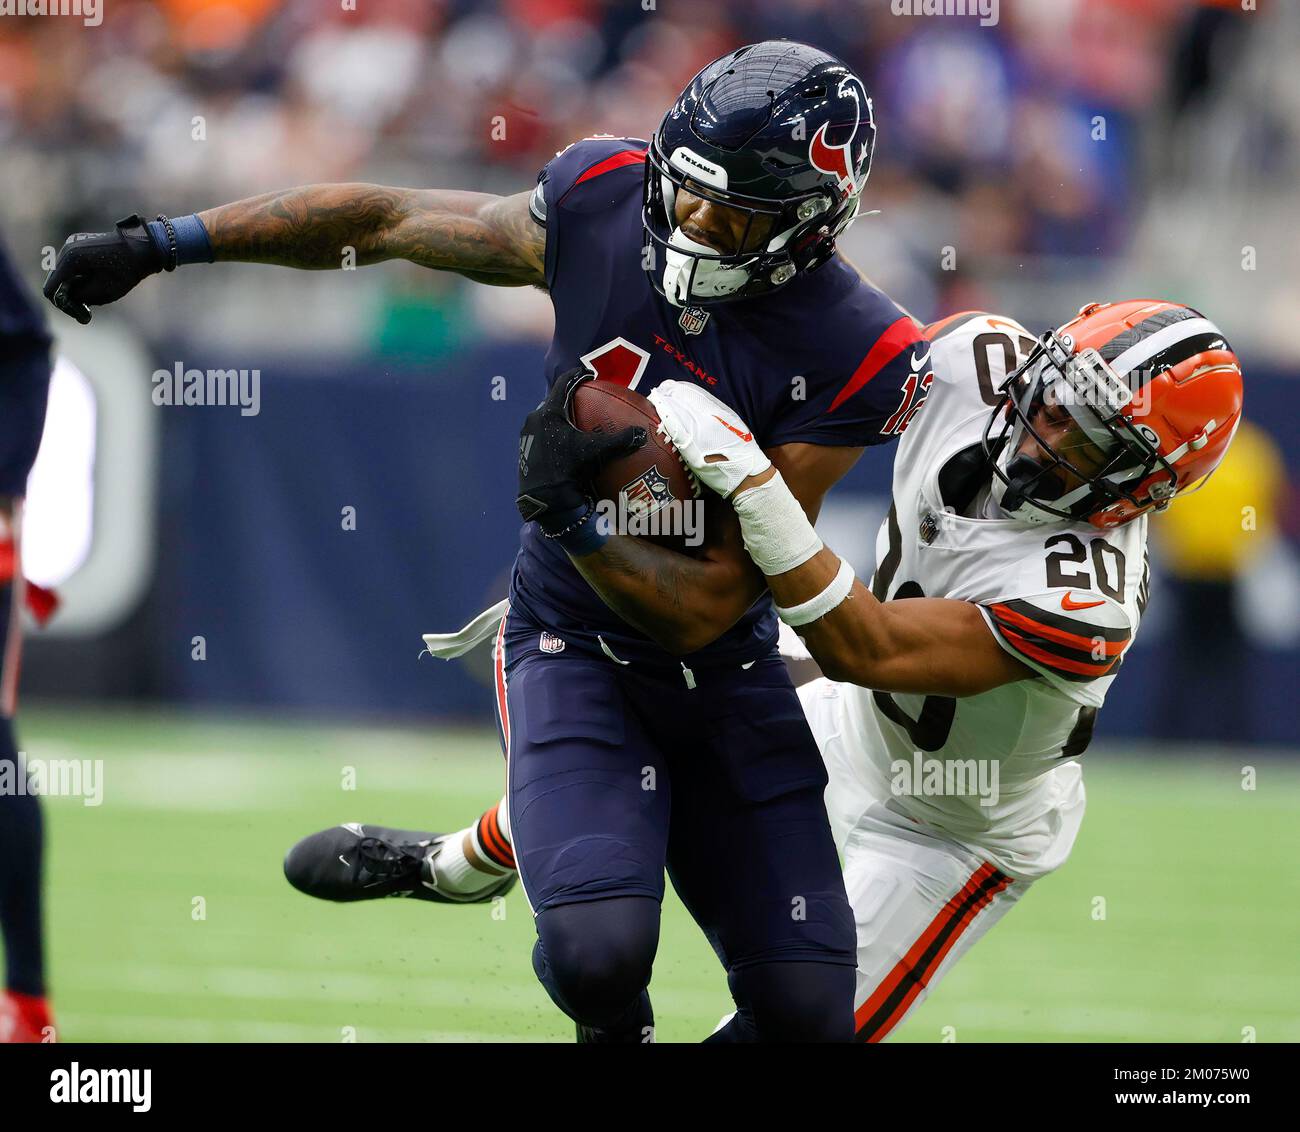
[{"x1": 21, "y1": 705, "x2": 1300, "y2": 1043}]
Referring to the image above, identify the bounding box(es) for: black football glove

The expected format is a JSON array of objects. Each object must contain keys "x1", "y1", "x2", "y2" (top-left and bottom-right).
[
  {"x1": 516, "y1": 366, "x2": 647, "y2": 534},
  {"x1": 43, "y1": 214, "x2": 169, "y2": 325}
]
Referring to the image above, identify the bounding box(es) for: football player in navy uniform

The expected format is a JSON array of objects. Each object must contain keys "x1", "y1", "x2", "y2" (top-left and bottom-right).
[
  {"x1": 46, "y1": 42, "x2": 932, "y2": 1042},
  {"x1": 0, "y1": 233, "x2": 55, "y2": 1043}
]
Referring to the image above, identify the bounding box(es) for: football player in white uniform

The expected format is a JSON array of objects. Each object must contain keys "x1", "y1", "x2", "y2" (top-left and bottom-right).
[{"x1": 649, "y1": 299, "x2": 1243, "y2": 1041}]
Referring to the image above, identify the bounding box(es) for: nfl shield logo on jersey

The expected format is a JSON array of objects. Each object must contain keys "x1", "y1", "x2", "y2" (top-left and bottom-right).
[
  {"x1": 919, "y1": 511, "x2": 941, "y2": 545},
  {"x1": 620, "y1": 466, "x2": 674, "y2": 518},
  {"x1": 539, "y1": 631, "x2": 566, "y2": 654},
  {"x1": 678, "y1": 306, "x2": 710, "y2": 336}
]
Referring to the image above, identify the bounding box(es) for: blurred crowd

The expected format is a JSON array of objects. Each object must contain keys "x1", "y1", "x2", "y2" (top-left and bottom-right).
[{"x1": 1, "y1": 0, "x2": 1297, "y2": 356}]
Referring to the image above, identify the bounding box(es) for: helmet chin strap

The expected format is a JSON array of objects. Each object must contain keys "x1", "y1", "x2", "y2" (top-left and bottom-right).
[{"x1": 661, "y1": 227, "x2": 755, "y2": 307}]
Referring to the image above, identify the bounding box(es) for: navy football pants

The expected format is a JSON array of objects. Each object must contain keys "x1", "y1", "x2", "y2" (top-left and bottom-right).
[
  {"x1": 0, "y1": 345, "x2": 50, "y2": 998},
  {"x1": 0, "y1": 516, "x2": 44, "y2": 998},
  {"x1": 493, "y1": 605, "x2": 855, "y2": 1036}
]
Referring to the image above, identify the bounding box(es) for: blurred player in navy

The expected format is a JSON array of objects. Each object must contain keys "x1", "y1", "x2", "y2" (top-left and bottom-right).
[
  {"x1": 46, "y1": 43, "x2": 931, "y2": 1041},
  {"x1": 0, "y1": 233, "x2": 55, "y2": 1043}
]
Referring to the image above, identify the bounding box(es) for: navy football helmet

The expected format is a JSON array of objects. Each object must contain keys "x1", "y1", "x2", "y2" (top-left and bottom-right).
[{"x1": 644, "y1": 40, "x2": 876, "y2": 307}]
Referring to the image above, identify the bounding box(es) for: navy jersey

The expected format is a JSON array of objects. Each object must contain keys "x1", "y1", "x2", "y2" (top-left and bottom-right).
[
  {"x1": 0, "y1": 236, "x2": 52, "y2": 358},
  {"x1": 0, "y1": 234, "x2": 52, "y2": 499},
  {"x1": 511, "y1": 136, "x2": 927, "y2": 665}
]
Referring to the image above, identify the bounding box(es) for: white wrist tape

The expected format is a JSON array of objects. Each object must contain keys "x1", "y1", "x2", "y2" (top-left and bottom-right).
[
  {"x1": 731, "y1": 470, "x2": 823, "y2": 577},
  {"x1": 777, "y1": 557, "x2": 856, "y2": 627}
]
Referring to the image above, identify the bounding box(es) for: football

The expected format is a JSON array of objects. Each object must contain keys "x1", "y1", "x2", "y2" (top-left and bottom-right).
[{"x1": 570, "y1": 379, "x2": 703, "y2": 552}]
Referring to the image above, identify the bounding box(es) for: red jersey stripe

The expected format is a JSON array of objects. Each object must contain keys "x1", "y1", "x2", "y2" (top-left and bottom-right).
[
  {"x1": 572, "y1": 149, "x2": 647, "y2": 188},
  {"x1": 828, "y1": 315, "x2": 924, "y2": 414}
]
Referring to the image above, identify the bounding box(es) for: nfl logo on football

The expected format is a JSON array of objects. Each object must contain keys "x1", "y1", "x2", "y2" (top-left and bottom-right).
[
  {"x1": 594, "y1": 467, "x2": 704, "y2": 547},
  {"x1": 678, "y1": 306, "x2": 709, "y2": 336},
  {"x1": 621, "y1": 466, "x2": 672, "y2": 519}
]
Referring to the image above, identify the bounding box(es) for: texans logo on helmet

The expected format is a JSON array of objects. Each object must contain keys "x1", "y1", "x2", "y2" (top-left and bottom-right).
[{"x1": 809, "y1": 75, "x2": 872, "y2": 199}]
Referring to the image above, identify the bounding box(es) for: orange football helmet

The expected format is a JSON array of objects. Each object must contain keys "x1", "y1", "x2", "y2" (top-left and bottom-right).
[{"x1": 983, "y1": 299, "x2": 1244, "y2": 528}]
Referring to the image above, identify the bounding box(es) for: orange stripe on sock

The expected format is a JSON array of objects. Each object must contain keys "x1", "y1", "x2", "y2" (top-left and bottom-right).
[
  {"x1": 486, "y1": 806, "x2": 514, "y2": 864},
  {"x1": 477, "y1": 808, "x2": 515, "y2": 869}
]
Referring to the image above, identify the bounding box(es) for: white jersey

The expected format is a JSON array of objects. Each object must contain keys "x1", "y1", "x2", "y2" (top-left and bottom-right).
[{"x1": 818, "y1": 312, "x2": 1151, "y2": 880}]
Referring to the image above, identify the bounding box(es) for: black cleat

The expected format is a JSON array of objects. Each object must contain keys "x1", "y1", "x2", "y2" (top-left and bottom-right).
[{"x1": 283, "y1": 822, "x2": 516, "y2": 905}]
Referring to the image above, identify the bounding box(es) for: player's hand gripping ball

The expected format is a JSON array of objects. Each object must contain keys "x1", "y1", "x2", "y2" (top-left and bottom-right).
[
  {"x1": 516, "y1": 367, "x2": 648, "y2": 533},
  {"x1": 647, "y1": 380, "x2": 772, "y2": 499}
]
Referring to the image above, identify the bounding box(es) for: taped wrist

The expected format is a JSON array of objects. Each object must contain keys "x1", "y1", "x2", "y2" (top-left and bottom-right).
[
  {"x1": 776, "y1": 557, "x2": 856, "y2": 627},
  {"x1": 731, "y1": 470, "x2": 822, "y2": 577}
]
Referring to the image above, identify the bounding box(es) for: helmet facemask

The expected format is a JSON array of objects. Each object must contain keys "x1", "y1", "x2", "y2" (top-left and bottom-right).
[
  {"x1": 983, "y1": 331, "x2": 1177, "y2": 524},
  {"x1": 642, "y1": 133, "x2": 847, "y2": 307}
]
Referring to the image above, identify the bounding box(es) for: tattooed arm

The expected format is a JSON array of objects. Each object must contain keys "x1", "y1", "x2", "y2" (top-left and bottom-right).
[
  {"x1": 570, "y1": 442, "x2": 862, "y2": 655},
  {"x1": 198, "y1": 186, "x2": 546, "y2": 285},
  {"x1": 571, "y1": 492, "x2": 761, "y2": 655},
  {"x1": 44, "y1": 185, "x2": 544, "y2": 322}
]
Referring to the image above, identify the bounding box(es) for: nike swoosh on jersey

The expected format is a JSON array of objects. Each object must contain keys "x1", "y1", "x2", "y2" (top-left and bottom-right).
[{"x1": 1061, "y1": 592, "x2": 1106, "y2": 611}]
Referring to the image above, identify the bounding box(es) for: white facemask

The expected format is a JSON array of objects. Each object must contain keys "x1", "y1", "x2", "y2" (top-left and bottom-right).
[{"x1": 660, "y1": 228, "x2": 755, "y2": 307}]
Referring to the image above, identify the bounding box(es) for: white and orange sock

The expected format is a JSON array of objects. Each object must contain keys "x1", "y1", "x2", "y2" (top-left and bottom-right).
[{"x1": 431, "y1": 796, "x2": 515, "y2": 896}]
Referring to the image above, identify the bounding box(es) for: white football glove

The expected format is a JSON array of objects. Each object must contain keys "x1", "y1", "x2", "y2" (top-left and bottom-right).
[{"x1": 647, "y1": 380, "x2": 771, "y2": 499}]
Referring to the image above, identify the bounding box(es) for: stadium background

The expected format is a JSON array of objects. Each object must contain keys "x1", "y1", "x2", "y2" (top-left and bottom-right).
[{"x1": 1, "y1": 0, "x2": 1298, "y2": 1041}]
